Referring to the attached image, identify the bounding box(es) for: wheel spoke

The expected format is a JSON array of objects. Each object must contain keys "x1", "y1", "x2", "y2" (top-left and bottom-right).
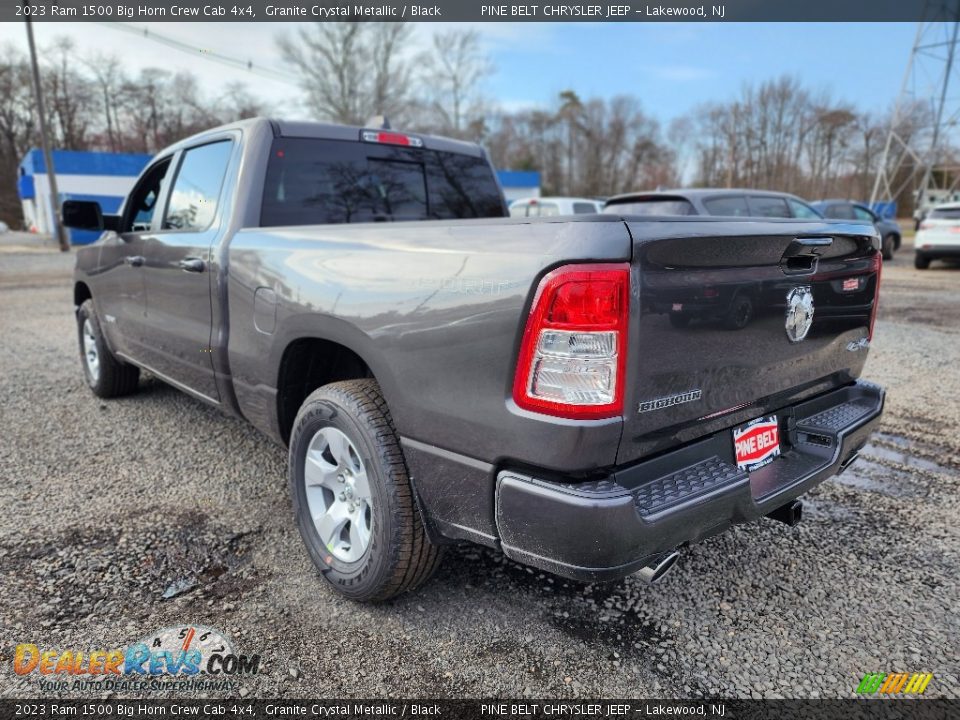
[
  {"x1": 325, "y1": 429, "x2": 351, "y2": 469},
  {"x1": 348, "y1": 516, "x2": 371, "y2": 557},
  {"x1": 304, "y1": 451, "x2": 339, "y2": 489},
  {"x1": 351, "y1": 468, "x2": 371, "y2": 501},
  {"x1": 314, "y1": 501, "x2": 350, "y2": 549}
]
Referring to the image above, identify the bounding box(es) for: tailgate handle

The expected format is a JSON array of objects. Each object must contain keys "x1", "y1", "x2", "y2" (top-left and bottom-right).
[{"x1": 782, "y1": 237, "x2": 832, "y2": 274}]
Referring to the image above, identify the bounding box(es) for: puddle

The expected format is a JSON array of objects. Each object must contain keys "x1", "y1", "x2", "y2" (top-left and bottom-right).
[
  {"x1": 864, "y1": 433, "x2": 959, "y2": 476},
  {"x1": 833, "y1": 463, "x2": 925, "y2": 499}
]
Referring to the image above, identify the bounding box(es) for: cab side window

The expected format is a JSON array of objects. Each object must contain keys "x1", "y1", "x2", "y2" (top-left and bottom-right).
[
  {"x1": 788, "y1": 199, "x2": 822, "y2": 219},
  {"x1": 164, "y1": 140, "x2": 234, "y2": 231},
  {"x1": 123, "y1": 158, "x2": 171, "y2": 233}
]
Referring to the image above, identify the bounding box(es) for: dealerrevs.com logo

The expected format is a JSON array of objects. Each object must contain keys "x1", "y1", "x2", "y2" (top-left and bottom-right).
[{"x1": 14, "y1": 625, "x2": 260, "y2": 693}]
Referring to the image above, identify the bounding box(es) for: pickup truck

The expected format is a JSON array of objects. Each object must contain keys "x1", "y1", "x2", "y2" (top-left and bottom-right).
[{"x1": 64, "y1": 118, "x2": 885, "y2": 602}]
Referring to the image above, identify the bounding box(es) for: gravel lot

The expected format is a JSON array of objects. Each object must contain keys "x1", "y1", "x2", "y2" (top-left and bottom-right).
[{"x1": 1, "y1": 232, "x2": 958, "y2": 700}]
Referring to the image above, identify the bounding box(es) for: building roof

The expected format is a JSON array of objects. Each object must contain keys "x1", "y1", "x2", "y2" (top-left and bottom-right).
[{"x1": 19, "y1": 149, "x2": 152, "y2": 177}]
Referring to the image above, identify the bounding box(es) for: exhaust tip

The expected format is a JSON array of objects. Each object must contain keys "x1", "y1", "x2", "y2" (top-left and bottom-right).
[{"x1": 637, "y1": 551, "x2": 680, "y2": 585}]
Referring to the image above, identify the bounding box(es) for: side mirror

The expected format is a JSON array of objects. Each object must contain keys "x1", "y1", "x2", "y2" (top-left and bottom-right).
[{"x1": 62, "y1": 200, "x2": 103, "y2": 231}]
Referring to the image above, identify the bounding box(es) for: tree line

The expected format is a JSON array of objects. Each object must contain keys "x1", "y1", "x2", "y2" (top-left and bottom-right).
[{"x1": 0, "y1": 24, "x2": 928, "y2": 228}]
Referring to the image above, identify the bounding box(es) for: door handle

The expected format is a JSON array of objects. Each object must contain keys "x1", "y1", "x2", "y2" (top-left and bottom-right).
[
  {"x1": 178, "y1": 257, "x2": 206, "y2": 273},
  {"x1": 124, "y1": 255, "x2": 145, "y2": 267},
  {"x1": 781, "y1": 237, "x2": 832, "y2": 274}
]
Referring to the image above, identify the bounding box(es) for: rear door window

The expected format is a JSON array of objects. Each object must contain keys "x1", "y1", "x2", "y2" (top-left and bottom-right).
[
  {"x1": 788, "y1": 199, "x2": 822, "y2": 219},
  {"x1": 703, "y1": 195, "x2": 749, "y2": 216},
  {"x1": 852, "y1": 205, "x2": 875, "y2": 222},
  {"x1": 261, "y1": 138, "x2": 504, "y2": 226},
  {"x1": 824, "y1": 203, "x2": 857, "y2": 220},
  {"x1": 747, "y1": 195, "x2": 791, "y2": 218},
  {"x1": 602, "y1": 198, "x2": 696, "y2": 216},
  {"x1": 928, "y1": 207, "x2": 960, "y2": 219},
  {"x1": 573, "y1": 202, "x2": 598, "y2": 214}
]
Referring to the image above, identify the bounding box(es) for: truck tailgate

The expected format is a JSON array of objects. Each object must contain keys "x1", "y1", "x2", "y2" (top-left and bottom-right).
[{"x1": 618, "y1": 219, "x2": 880, "y2": 465}]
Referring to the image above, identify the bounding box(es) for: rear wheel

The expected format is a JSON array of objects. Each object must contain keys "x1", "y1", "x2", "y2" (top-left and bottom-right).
[
  {"x1": 914, "y1": 254, "x2": 931, "y2": 270},
  {"x1": 722, "y1": 295, "x2": 754, "y2": 330},
  {"x1": 77, "y1": 300, "x2": 140, "y2": 398},
  {"x1": 882, "y1": 234, "x2": 895, "y2": 261},
  {"x1": 289, "y1": 379, "x2": 442, "y2": 602}
]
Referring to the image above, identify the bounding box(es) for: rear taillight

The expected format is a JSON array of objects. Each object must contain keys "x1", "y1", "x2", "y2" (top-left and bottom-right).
[
  {"x1": 513, "y1": 263, "x2": 630, "y2": 419},
  {"x1": 868, "y1": 251, "x2": 881, "y2": 341}
]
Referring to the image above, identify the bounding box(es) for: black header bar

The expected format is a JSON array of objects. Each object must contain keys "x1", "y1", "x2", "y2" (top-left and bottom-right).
[{"x1": 6, "y1": 0, "x2": 946, "y2": 23}]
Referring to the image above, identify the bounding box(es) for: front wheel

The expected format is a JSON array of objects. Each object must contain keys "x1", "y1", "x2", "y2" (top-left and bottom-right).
[
  {"x1": 77, "y1": 300, "x2": 140, "y2": 398},
  {"x1": 288, "y1": 379, "x2": 443, "y2": 602}
]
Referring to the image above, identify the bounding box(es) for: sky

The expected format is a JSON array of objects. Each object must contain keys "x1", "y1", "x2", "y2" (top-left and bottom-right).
[{"x1": 0, "y1": 21, "x2": 919, "y2": 123}]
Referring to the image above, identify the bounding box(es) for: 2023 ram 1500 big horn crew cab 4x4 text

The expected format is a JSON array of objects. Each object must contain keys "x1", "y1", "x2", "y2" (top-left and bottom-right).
[{"x1": 65, "y1": 118, "x2": 884, "y2": 601}]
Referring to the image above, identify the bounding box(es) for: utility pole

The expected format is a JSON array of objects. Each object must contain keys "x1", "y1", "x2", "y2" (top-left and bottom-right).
[
  {"x1": 24, "y1": 8, "x2": 69, "y2": 252},
  {"x1": 871, "y1": 2, "x2": 960, "y2": 225}
]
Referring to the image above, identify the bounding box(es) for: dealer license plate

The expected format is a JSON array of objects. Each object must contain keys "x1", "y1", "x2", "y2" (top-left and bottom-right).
[{"x1": 732, "y1": 415, "x2": 781, "y2": 472}]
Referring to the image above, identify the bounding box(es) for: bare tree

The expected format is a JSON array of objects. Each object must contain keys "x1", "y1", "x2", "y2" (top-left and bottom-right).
[
  {"x1": 278, "y1": 22, "x2": 415, "y2": 125},
  {"x1": 420, "y1": 29, "x2": 493, "y2": 138}
]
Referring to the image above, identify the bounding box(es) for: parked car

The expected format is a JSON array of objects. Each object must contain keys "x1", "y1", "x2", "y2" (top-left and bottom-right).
[
  {"x1": 510, "y1": 196, "x2": 604, "y2": 217},
  {"x1": 811, "y1": 200, "x2": 900, "y2": 261},
  {"x1": 914, "y1": 203, "x2": 960, "y2": 269},
  {"x1": 602, "y1": 188, "x2": 824, "y2": 220},
  {"x1": 64, "y1": 118, "x2": 884, "y2": 602}
]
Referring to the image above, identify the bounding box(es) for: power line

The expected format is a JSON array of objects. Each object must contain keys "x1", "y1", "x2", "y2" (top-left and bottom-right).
[{"x1": 96, "y1": 22, "x2": 302, "y2": 87}]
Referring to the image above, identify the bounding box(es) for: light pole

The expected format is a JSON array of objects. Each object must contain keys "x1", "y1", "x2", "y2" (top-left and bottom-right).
[{"x1": 23, "y1": 6, "x2": 69, "y2": 252}]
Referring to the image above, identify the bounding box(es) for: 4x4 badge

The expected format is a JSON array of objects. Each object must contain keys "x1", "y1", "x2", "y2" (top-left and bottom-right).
[{"x1": 785, "y1": 286, "x2": 814, "y2": 343}]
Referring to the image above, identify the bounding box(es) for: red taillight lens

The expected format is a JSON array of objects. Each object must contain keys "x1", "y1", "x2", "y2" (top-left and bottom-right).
[
  {"x1": 868, "y1": 251, "x2": 881, "y2": 341},
  {"x1": 513, "y1": 263, "x2": 630, "y2": 420}
]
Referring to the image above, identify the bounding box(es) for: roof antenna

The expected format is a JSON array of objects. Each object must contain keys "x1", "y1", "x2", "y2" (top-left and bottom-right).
[{"x1": 366, "y1": 115, "x2": 391, "y2": 130}]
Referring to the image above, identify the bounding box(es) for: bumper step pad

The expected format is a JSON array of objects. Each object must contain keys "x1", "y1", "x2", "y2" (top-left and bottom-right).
[
  {"x1": 798, "y1": 400, "x2": 875, "y2": 432},
  {"x1": 632, "y1": 456, "x2": 744, "y2": 517}
]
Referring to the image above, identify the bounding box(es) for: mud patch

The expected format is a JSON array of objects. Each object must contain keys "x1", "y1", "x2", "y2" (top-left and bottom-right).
[{"x1": 0, "y1": 510, "x2": 264, "y2": 628}]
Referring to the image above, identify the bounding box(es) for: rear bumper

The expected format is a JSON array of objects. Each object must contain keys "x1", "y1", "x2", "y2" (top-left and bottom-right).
[
  {"x1": 916, "y1": 245, "x2": 960, "y2": 260},
  {"x1": 495, "y1": 380, "x2": 884, "y2": 582}
]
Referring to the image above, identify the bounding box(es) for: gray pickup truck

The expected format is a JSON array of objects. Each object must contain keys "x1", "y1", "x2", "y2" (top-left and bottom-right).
[{"x1": 64, "y1": 118, "x2": 884, "y2": 602}]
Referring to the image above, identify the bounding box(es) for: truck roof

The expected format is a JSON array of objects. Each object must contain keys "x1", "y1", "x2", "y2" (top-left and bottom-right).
[{"x1": 153, "y1": 117, "x2": 486, "y2": 160}]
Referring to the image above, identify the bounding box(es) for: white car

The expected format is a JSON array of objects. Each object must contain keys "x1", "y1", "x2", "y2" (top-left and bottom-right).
[
  {"x1": 509, "y1": 196, "x2": 604, "y2": 217},
  {"x1": 915, "y1": 203, "x2": 960, "y2": 269}
]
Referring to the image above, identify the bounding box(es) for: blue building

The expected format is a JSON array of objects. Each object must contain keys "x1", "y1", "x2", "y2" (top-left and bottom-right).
[
  {"x1": 496, "y1": 170, "x2": 541, "y2": 203},
  {"x1": 18, "y1": 149, "x2": 151, "y2": 244}
]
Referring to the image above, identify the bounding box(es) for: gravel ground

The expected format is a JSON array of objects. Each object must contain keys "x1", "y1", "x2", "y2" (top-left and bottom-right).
[{"x1": 1, "y1": 233, "x2": 957, "y2": 700}]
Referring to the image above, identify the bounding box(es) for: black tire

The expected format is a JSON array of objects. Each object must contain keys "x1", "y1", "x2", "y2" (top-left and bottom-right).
[
  {"x1": 882, "y1": 234, "x2": 895, "y2": 261},
  {"x1": 77, "y1": 299, "x2": 140, "y2": 398},
  {"x1": 669, "y1": 313, "x2": 691, "y2": 329},
  {"x1": 914, "y1": 254, "x2": 930, "y2": 270},
  {"x1": 288, "y1": 379, "x2": 442, "y2": 602},
  {"x1": 722, "y1": 295, "x2": 754, "y2": 330}
]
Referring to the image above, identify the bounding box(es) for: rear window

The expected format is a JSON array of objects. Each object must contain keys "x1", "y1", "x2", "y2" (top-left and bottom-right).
[
  {"x1": 703, "y1": 195, "x2": 749, "y2": 216},
  {"x1": 748, "y1": 196, "x2": 791, "y2": 218},
  {"x1": 928, "y1": 207, "x2": 960, "y2": 219},
  {"x1": 261, "y1": 138, "x2": 505, "y2": 226},
  {"x1": 602, "y1": 198, "x2": 696, "y2": 216}
]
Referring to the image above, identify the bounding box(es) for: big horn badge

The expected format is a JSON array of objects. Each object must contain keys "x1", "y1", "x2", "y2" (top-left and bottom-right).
[{"x1": 785, "y1": 286, "x2": 814, "y2": 343}]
